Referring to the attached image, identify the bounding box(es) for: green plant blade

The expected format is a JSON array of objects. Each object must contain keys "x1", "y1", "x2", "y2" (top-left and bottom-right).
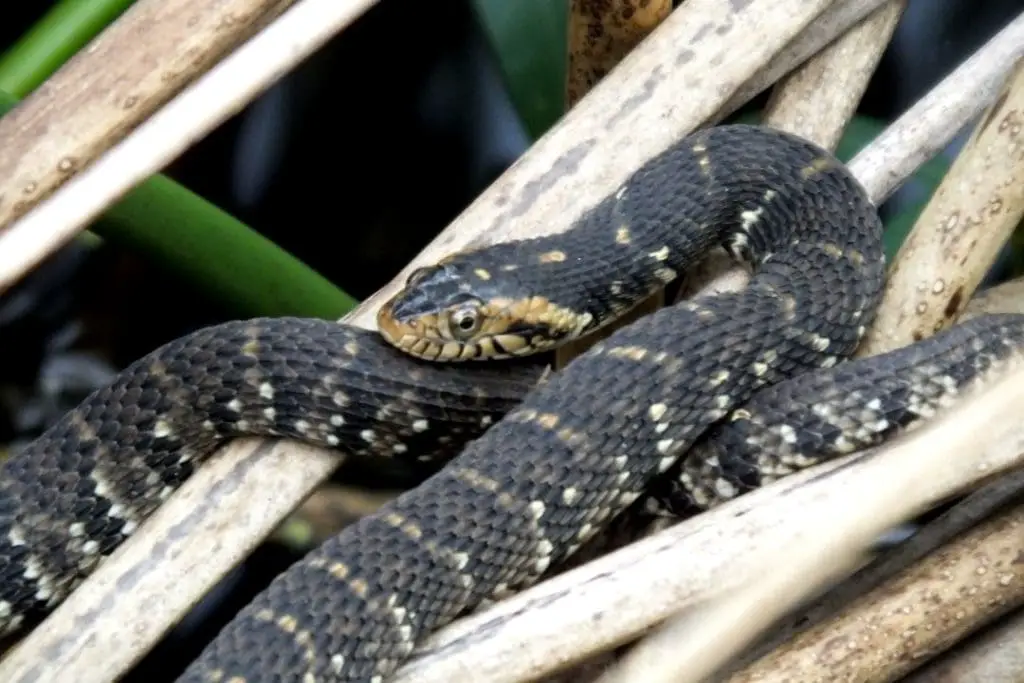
[
  {"x1": 472, "y1": 0, "x2": 567, "y2": 140},
  {"x1": 0, "y1": 88, "x2": 356, "y2": 319},
  {"x1": 0, "y1": 0, "x2": 137, "y2": 97},
  {"x1": 98, "y1": 175, "x2": 359, "y2": 319}
]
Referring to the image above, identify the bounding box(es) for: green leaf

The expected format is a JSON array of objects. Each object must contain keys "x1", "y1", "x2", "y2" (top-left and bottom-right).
[
  {"x1": 0, "y1": 0, "x2": 138, "y2": 97},
  {"x1": 0, "y1": 88, "x2": 356, "y2": 319},
  {"x1": 472, "y1": 0, "x2": 567, "y2": 140}
]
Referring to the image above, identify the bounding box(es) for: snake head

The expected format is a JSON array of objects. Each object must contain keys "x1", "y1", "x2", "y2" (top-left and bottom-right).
[{"x1": 377, "y1": 257, "x2": 591, "y2": 362}]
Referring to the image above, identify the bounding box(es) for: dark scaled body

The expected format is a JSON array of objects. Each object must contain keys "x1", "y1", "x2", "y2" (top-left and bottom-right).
[
  {"x1": 179, "y1": 125, "x2": 889, "y2": 681},
  {"x1": 4, "y1": 124, "x2": 1020, "y2": 683},
  {"x1": 652, "y1": 312, "x2": 1024, "y2": 516},
  {"x1": 0, "y1": 319, "x2": 542, "y2": 637}
]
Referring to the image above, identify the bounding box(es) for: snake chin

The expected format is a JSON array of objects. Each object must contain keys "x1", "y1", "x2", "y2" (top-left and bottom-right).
[{"x1": 377, "y1": 301, "x2": 572, "y2": 362}]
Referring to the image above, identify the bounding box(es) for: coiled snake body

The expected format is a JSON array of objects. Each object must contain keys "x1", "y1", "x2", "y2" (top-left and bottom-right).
[{"x1": 2, "y1": 125, "x2": 1023, "y2": 681}]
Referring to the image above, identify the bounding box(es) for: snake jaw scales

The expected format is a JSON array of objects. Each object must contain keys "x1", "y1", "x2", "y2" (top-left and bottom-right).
[{"x1": 2, "y1": 125, "x2": 1023, "y2": 683}]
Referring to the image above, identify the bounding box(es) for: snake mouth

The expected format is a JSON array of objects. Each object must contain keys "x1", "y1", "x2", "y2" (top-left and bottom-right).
[
  {"x1": 376, "y1": 296, "x2": 592, "y2": 362},
  {"x1": 376, "y1": 306, "x2": 543, "y2": 361}
]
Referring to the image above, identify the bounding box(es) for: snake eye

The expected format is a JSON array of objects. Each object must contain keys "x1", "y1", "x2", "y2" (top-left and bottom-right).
[{"x1": 447, "y1": 306, "x2": 482, "y2": 339}]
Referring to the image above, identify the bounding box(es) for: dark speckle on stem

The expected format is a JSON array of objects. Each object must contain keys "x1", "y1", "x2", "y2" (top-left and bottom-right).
[
  {"x1": 944, "y1": 287, "x2": 964, "y2": 319},
  {"x1": 609, "y1": 65, "x2": 665, "y2": 127},
  {"x1": 501, "y1": 138, "x2": 597, "y2": 222},
  {"x1": 692, "y1": 22, "x2": 714, "y2": 42}
]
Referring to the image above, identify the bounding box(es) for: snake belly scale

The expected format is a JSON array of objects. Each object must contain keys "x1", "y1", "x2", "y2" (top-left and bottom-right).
[{"x1": 0, "y1": 124, "x2": 1019, "y2": 682}]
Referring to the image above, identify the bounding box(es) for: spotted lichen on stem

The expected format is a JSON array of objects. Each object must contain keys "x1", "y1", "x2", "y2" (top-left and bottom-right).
[
  {"x1": 717, "y1": 466, "x2": 1024, "y2": 681},
  {"x1": 900, "y1": 604, "x2": 1024, "y2": 681}
]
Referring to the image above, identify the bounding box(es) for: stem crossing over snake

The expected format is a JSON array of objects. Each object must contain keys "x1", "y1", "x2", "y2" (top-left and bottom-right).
[{"x1": 1, "y1": 125, "x2": 1022, "y2": 681}]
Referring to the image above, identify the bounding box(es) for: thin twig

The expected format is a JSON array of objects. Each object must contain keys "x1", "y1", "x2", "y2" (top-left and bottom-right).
[{"x1": 848, "y1": 11, "x2": 1024, "y2": 205}]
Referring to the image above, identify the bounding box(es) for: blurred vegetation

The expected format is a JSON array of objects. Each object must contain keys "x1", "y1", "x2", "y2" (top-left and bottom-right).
[{"x1": 0, "y1": 1, "x2": 357, "y2": 320}]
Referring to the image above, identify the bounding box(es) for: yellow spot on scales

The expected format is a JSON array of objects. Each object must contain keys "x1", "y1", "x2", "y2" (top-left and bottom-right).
[
  {"x1": 276, "y1": 615, "x2": 298, "y2": 633},
  {"x1": 608, "y1": 345, "x2": 649, "y2": 361},
  {"x1": 821, "y1": 242, "x2": 845, "y2": 259},
  {"x1": 536, "y1": 413, "x2": 560, "y2": 429},
  {"x1": 538, "y1": 250, "x2": 567, "y2": 263},
  {"x1": 241, "y1": 339, "x2": 259, "y2": 357},
  {"x1": 801, "y1": 157, "x2": 834, "y2": 178},
  {"x1": 649, "y1": 245, "x2": 670, "y2": 261}
]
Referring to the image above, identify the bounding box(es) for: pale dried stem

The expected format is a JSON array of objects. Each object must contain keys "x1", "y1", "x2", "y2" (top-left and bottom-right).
[
  {"x1": 963, "y1": 275, "x2": 1024, "y2": 319},
  {"x1": 723, "y1": 492, "x2": 1024, "y2": 683},
  {"x1": 900, "y1": 608, "x2": 1024, "y2": 682},
  {"x1": 0, "y1": 0, "x2": 296, "y2": 231},
  {"x1": 848, "y1": 12, "x2": 1024, "y2": 206},
  {"x1": 0, "y1": 0, "x2": 381, "y2": 296},
  {"x1": 730, "y1": 468, "x2": 1024, "y2": 673},
  {"x1": 762, "y1": 0, "x2": 907, "y2": 149},
  {"x1": 858, "y1": 55, "x2": 1024, "y2": 356},
  {"x1": 714, "y1": 0, "x2": 894, "y2": 124}
]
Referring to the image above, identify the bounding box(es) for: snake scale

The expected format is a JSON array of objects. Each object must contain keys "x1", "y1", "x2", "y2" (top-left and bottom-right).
[{"x1": 1, "y1": 125, "x2": 1022, "y2": 682}]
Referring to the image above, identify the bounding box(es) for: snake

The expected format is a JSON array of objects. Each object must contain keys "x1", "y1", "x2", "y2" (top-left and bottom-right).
[{"x1": 1, "y1": 124, "x2": 1022, "y2": 682}]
